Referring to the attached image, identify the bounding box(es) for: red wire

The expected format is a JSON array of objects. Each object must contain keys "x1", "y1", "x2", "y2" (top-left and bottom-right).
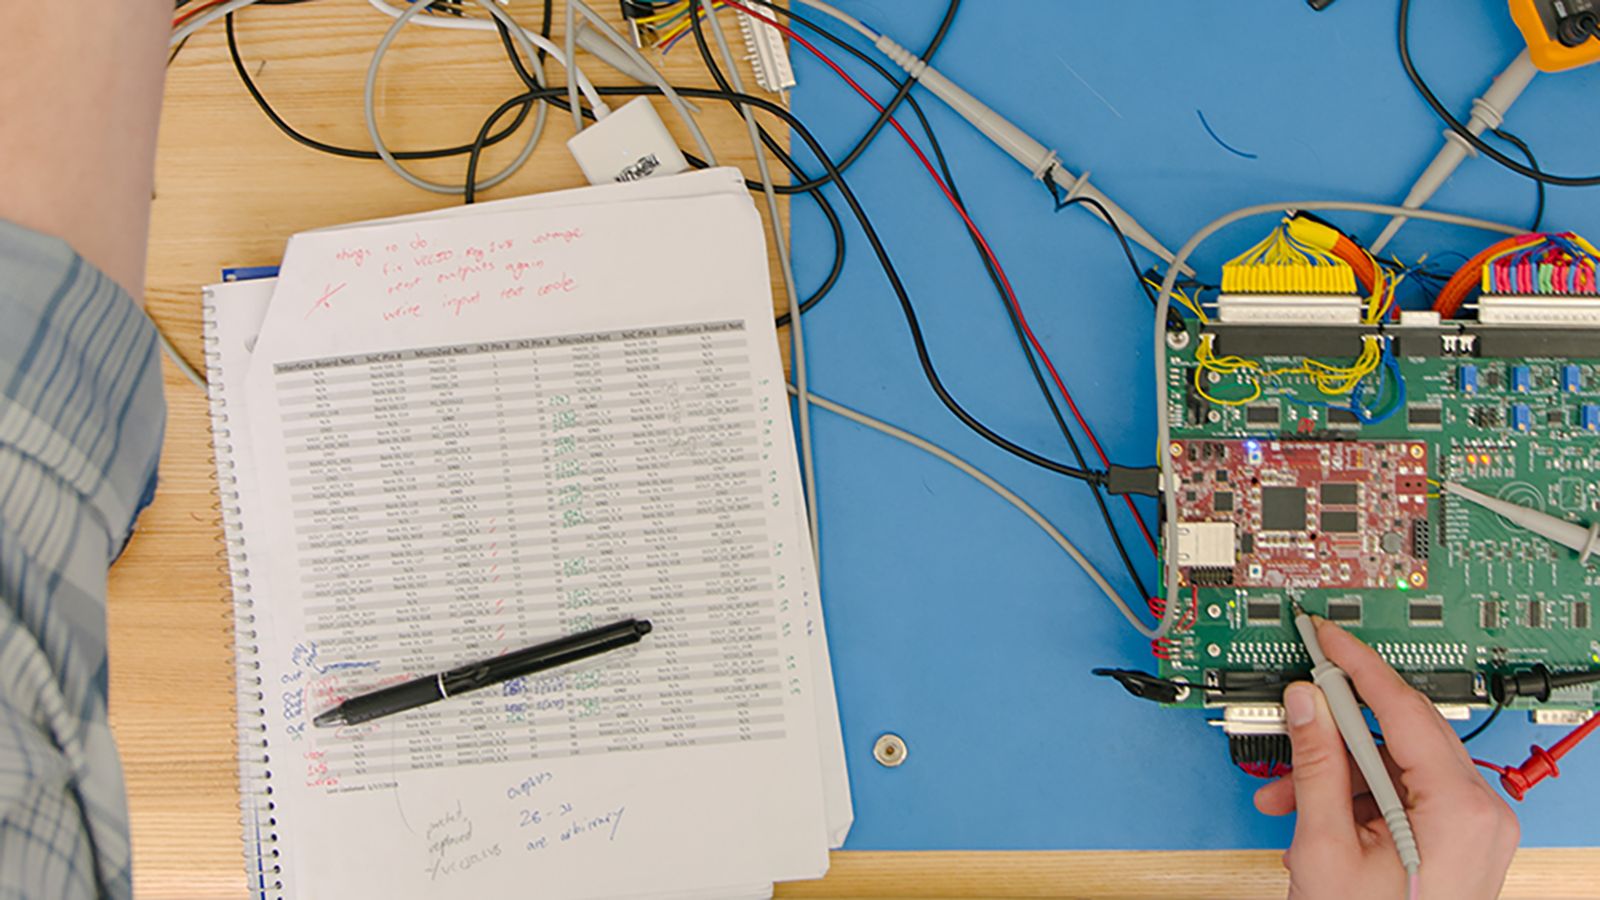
[
  {"x1": 174, "y1": 0, "x2": 228, "y2": 27},
  {"x1": 722, "y1": 0, "x2": 1159, "y2": 558}
]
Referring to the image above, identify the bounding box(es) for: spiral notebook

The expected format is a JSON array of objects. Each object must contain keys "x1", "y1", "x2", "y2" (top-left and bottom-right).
[{"x1": 205, "y1": 169, "x2": 850, "y2": 900}]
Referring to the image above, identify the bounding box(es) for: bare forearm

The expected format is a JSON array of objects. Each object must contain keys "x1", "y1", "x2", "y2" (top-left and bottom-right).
[{"x1": 0, "y1": 0, "x2": 170, "y2": 303}]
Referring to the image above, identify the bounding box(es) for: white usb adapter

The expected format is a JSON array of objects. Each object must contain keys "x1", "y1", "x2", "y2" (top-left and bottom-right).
[{"x1": 566, "y1": 96, "x2": 690, "y2": 186}]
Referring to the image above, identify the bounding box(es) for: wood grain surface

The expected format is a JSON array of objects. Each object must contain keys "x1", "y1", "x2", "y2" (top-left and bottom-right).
[{"x1": 117, "y1": 1, "x2": 1599, "y2": 896}]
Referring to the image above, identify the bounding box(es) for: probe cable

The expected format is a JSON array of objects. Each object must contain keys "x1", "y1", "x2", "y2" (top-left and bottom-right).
[
  {"x1": 723, "y1": 0, "x2": 1128, "y2": 490},
  {"x1": 732, "y1": 0, "x2": 965, "y2": 198},
  {"x1": 790, "y1": 386, "x2": 1151, "y2": 637},
  {"x1": 695, "y1": 0, "x2": 820, "y2": 565},
  {"x1": 1399, "y1": 0, "x2": 1600, "y2": 186},
  {"x1": 720, "y1": 1, "x2": 1158, "y2": 565},
  {"x1": 686, "y1": 0, "x2": 1153, "y2": 595},
  {"x1": 457, "y1": 70, "x2": 1105, "y2": 484}
]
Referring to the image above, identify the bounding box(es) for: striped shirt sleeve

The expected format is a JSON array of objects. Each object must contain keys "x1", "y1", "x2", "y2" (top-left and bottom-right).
[{"x1": 0, "y1": 219, "x2": 166, "y2": 900}]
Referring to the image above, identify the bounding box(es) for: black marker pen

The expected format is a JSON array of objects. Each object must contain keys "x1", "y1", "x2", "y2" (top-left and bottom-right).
[{"x1": 313, "y1": 618, "x2": 651, "y2": 727}]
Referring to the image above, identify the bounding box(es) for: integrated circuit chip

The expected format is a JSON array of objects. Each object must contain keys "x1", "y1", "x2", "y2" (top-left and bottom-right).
[
  {"x1": 1246, "y1": 598, "x2": 1282, "y2": 626},
  {"x1": 1410, "y1": 600, "x2": 1445, "y2": 625},
  {"x1": 1246, "y1": 405, "x2": 1280, "y2": 426},
  {"x1": 1326, "y1": 597, "x2": 1363, "y2": 624},
  {"x1": 1261, "y1": 487, "x2": 1307, "y2": 532},
  {"x1": 1407, "y1": 405, "x2": 1443, "y2": 428},
  {"x1": 1320, "y1": 483, "x2": 1360, "y2": 506},
  {"x1": 1320, "y1": 510, "x2": 1360, "y2": 533}
]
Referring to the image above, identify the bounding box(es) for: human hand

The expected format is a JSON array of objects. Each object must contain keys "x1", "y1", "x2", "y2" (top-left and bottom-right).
[{"x1": 1253, "y1": 618, "x2": 1519, "y2": 899}]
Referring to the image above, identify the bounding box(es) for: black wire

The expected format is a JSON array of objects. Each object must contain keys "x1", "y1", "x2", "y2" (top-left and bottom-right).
[
  {"x1": 1459, "y1": 700, "x2": 1504, "y2": 744},
  {"x1": 1399, "y1": 0, "x2": 1600, "y2": 186},
  {"x1": 224, "y1": 11, "x2": 536, "y2": 162},
  {"x1": 592, "y1": 83, "x2": 1104, "y2": 482},
  {"x1": 481, "y1": 14, "x2": 845, "y2": 317},
  {"x1": 224, "y1": 5, "x2": 1104, "y2": 483},
  {"x1": 1046, "y1": 181, "x2": 1186, "y2": 333},
  {"x1": 1490, "y1": 127, "x2": 1545, "y2": 232},
  {"x1": 688, "y1": 0, "x2": 1150, "y2": 596},
  {"x1": 168, "y1": 34, "x2": 192, "y2": 66},
  {"x1": 707, "y1": 0, "x2": 963, "y2": 197}
]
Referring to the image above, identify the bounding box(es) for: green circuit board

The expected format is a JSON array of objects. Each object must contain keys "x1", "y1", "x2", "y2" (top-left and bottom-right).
[{"x1": 1160, "y1": 321, "x2": 1600, "y2": 713}]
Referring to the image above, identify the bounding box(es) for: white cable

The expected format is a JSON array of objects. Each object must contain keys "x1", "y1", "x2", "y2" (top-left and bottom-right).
[
  {"x1": 363, "y1": 0, "x2": 548, "y2": 195},
  {"x1": 568, "y1": 0, "x2": 717, "y2": 166},
  {"x1": 170, "y1": 0, "x2": 261, "y2": 47},
  {"x1": 789, "y1": 0, "x2": 878, "y2": 41},
  {"x1": 565, "y1": 1, "x2": 584, "y2": 134},
  {"x1": 1150, "y1": 201, "x2": 1525, "y2": 641},
  {"x1": 702, "y1": 1, "x2": 820, "y2": 566},
  {"x1": 363, "y1": 0, "x2": 610, "y2": 117},
  {"x1": 797, "y1": 6, "x2": 1188, "y2": 273},
  {"x1": 791, "y1": 386, "x2": 1149, "y2": 635}
]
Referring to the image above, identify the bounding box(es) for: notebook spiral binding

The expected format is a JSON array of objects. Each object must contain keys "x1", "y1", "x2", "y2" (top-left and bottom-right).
[{"x1": 203, "y1": 291, "x2": 284, "y2": 900}]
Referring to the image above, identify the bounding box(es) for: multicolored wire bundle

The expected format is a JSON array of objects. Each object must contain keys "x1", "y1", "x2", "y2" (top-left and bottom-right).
[
  {"x1": 1483, "y1": 232, "x2": 1600, "y2": 296},
  {"x1": 1432, "y1": 231, "x2": 1600, "y2": 318},
  {"x1": 629, "y1": 0, "x2": 727, "y2": 53}
]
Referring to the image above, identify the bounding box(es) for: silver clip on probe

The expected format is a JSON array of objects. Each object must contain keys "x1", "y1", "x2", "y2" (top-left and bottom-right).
[{"x1": 1291, "y1": 604, "x2": 1422, "y2": 892}]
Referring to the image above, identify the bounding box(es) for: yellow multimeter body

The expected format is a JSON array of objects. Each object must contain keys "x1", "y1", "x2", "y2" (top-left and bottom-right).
[{"x1": 1509, "y1": 0, "x2": 1600, "y2": 71}]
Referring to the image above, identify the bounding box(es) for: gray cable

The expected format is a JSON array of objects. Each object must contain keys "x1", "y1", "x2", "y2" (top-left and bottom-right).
[
  {"x1": 1293, "y1": 605, "x2": 1421, "y2": 883},
  {"x1": 791, "y1": 386, "x2": 1148, "y2": 634},
  {"x1": 1150, "y1": 201, "x2": 1525, "y2": 641},
  {"x1": 702, "y1": 1, "x2": 820, "y2": 565},
  {"x1": 568, "y1": 0, "x2": 716, "y2": 166},
  {"x1": 170, "y1": 0, "x2": 262, "y2": 47},
  {"x1": 154, "y1": 320, "x2": 209, "y2": 391},
  {"x1": 565, "y1": 1, "x2": 584, "y2": 135},
  {"x1": 363, "y1": 0, "x2": 548, "y2": 195}
]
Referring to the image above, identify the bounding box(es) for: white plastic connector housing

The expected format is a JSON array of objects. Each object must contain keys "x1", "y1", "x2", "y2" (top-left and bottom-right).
[
  {"x1": 1211, "y1": 704, "x2": 1288, "y2": 736},
  {"x1": 566, "y1": 96, "x2": 690, "y2": 185},
  {"x1": 1398, "y1": 309, "x2": 1442, "y2": 327},
  {"x1": 1215, "y1": 293, "x2": 1364, "y2": 324},
  {"x1": 1476, "y1": 294, "x2": 1600, "y2": 325},
  {"x1": 1532, "y1": 708, "x2": 1596, "y2": 726},
  {"x1": 737, "y1": 9, "x2": 795, "y2": 93}
]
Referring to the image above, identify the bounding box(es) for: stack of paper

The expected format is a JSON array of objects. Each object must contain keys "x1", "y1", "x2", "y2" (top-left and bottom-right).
[{"x1": 207, "y1": 169, "x2": 850, "y2": 900}]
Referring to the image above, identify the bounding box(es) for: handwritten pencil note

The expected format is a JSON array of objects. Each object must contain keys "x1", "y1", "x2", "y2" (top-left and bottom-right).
[{"x1": 242, "y1": 170, "x2": 837, "y2": 900}]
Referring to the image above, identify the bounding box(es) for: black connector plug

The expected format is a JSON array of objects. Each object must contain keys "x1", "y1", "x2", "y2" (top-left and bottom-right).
[
  {"x1": 1491, "y1": 664, "x2": 1600, "y2": 703},
  {"x1": 1094, "y1": 668, "x2": 1182, "y2": 704},
  {"x1": 1104, "y1": 465, "x2": 1161, "y2": 497}
]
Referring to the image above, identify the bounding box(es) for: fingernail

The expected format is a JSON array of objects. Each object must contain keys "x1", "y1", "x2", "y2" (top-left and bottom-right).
[{"x1": 1284, "y1": 684, "x2": 1316, "y2": 727}]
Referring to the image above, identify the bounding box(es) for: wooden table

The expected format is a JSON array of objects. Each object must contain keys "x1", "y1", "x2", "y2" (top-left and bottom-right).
[{"x1": 120, "y1": 2, "x2": 1600, "y2": 896}]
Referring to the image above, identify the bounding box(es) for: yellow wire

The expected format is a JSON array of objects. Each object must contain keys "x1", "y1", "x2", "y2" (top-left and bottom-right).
[
  {"x1": 636, "y1": 1, "x2": 691, "y2": 24},
  {"x1": 1192, "y1": 333, "x2": 1381, "y2": 406},
  {"x1": 1147, "y1": 278, "x2": 1208, "y2": 323}
]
